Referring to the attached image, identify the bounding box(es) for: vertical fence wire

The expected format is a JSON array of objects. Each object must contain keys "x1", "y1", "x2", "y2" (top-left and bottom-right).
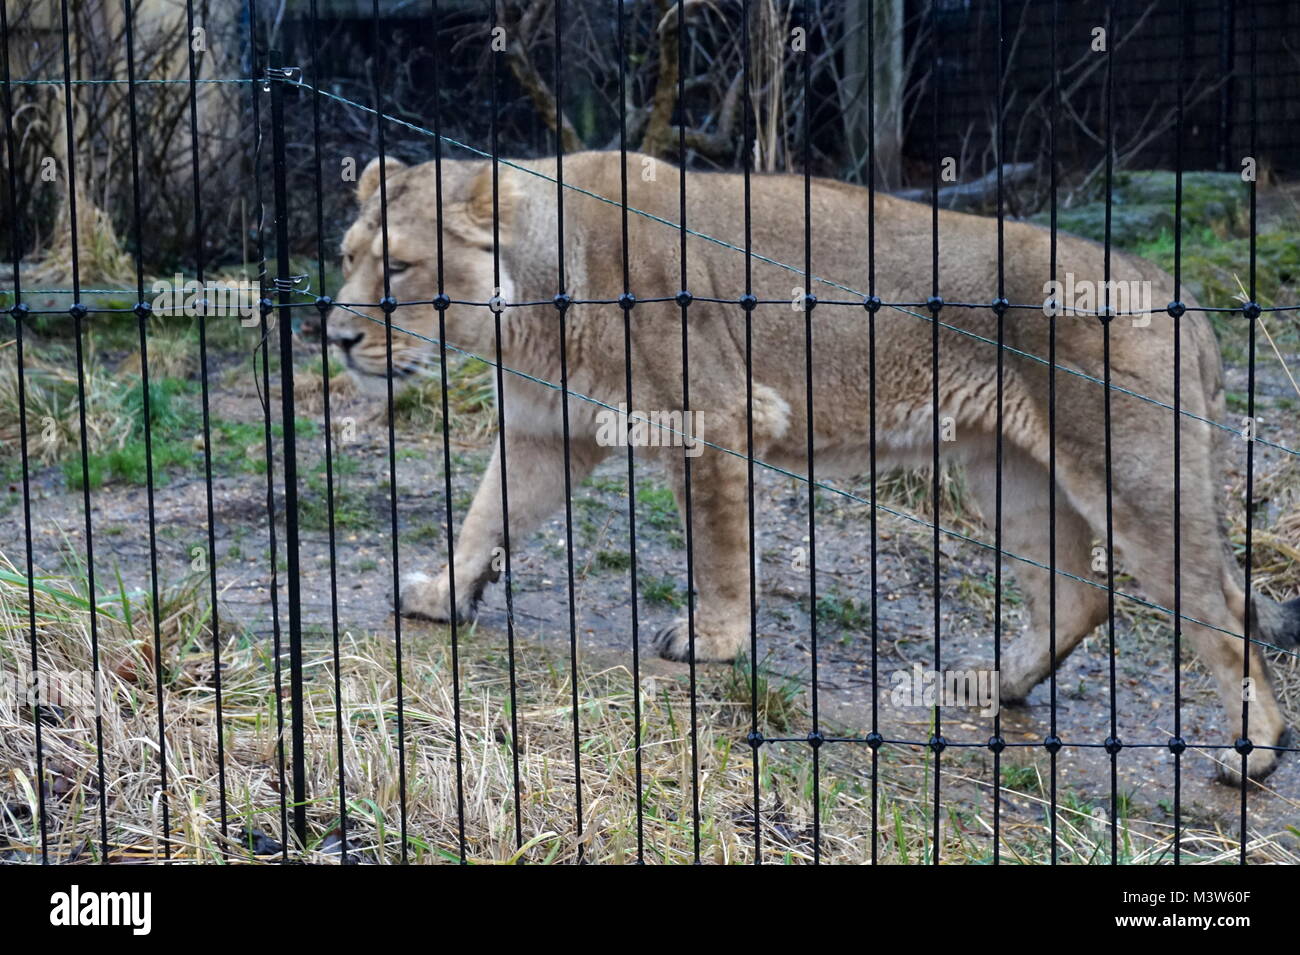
[
  {"x1": 245, "y1": 0, "x2": 291, "y2": 860},
  {"x1": 1, "y1": 0, "x2": 49, "y2": 865},
  {"x1": 927, "y1": 0, "x2": 944, "y2": 866},
  {"x1": 268, "y1": 48, "x2": 309, "y2": 852},
  {"x1": 427, "y1": 0, "x2": 469, "y2": 863},
  {"x1": 1047, "y1": 0, "x2": 1060, "y2": 866},
  {"x1": 866, "y1": 0, "x2": 881, "y2": 868},
  {"x1": 551, "y1": 0, "x2": 585, "y2": 861},
  {"x1": 57, "y1": 0, "x2": 111, "y2": 861},
  {"x1": 7, "y1": 0, "x2": 1290, "y2": 868},
  {"x1": 615, "y1": 0, "x2": 645, "y2": 865},
  {"x1": 741, "y1": 0, "x2": 761, "y2": 865},
  {"x1": 1102, "y1": 0, "x2": 1119, "y2": 866},
  {"x1": 799, "y1": 0, "x2": 822, "y2": 867},
  {"x1": 183, "y1": 0, "x2": 229, "y2": 852},
  {"x1": 366, "y1": 0, "x2": 410, "y2": 862},
  {"x1": 487, "y1": 0, "x2": 524, "y2": 857},
  {"x1": 1239, "y1": 0, "x2": 1259, "y2": 865},
  {"x1": 1171, "y1": 0, "x2": 1187, "y2": 867},
  {"x1": 121, "y1": 0, "x2": 171, "y2": 861},
  {"x1": 305, "y1": 0, "x2": 349, "y2": 865},
  {"x1": 990, "y1": 0, "x2": 1007, "y2": 866},
  {"x1": 675, "y1": 0, "x2": 703, "y2": 864}
]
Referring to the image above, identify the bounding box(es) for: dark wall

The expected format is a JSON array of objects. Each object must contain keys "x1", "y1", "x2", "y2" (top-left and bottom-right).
[{"x1": 904, "y1": 0, "x2": 1300, "y2": 177}]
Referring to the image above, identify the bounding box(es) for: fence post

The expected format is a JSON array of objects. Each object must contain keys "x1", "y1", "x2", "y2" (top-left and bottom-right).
[{"x1": 268, "y1": 48, "x2": 309, "y2": 850}]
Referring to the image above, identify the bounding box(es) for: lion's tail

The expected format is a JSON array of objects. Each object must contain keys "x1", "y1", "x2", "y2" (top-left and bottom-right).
[
  {"x1": 1184, "y1": 295, "x2": 1300, "y2": 651},
  {"x1": 1192, "y1": 296, "x2": 1300, "y2": 651}
]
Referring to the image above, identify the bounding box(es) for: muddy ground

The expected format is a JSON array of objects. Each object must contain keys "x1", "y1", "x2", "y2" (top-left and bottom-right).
[{"x1": 4, "y1": 309, "x2": 1300, "y2": 860}]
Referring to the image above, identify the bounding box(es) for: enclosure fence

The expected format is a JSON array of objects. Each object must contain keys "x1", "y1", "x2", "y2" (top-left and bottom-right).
[{"x1": 3, "y1": 0, "x2": 1299, "y2": 864}]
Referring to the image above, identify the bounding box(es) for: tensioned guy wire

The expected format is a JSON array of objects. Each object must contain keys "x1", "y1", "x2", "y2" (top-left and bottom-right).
[
  {"x1": 21, "y1": 0, "x2": 1298, "y2": 865},
  {"x1": 264, "y1": 76, "x2": 1300, "y2": 464},
  {"x1": 17, "y1": 293, "x2": 1299, "y2": 461},
  {"x1": 304, "y1": 0, "x2": 1289, "y2": 867},
  {"x1": 15, "y1": 69, "x2": 1298, "y2": 452},
  {"x1": 336, "y1": 299, "x2": 1297, "y2": 662}
]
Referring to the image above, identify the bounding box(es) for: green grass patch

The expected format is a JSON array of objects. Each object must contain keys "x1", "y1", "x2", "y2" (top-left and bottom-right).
[
  {"x1": 641, "y1": 574, "x2": 684, "y2": 607},
  {"x1": 636, "y1": 484, "x2": 679, "y2": 532},
  {"x1": 596, "y1": 549, "x2": 632, "y2": 572},
  {"x1": 298, "y1": 459, "x2": 378, "y2": 532},
  {"x1": 813, "y1": 588, "x2": 871, "y2": 634}
]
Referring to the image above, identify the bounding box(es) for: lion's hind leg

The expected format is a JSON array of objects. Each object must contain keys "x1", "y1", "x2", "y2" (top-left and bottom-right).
[
  {"x1": 963, "y1": 441, "x2": 1109, "y2": 703},
  {"x1": 1047, "y1": 408, "x2": 1288, "y2": 782}
]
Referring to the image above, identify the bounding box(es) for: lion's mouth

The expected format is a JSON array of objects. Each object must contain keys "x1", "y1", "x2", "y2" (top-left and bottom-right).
[
  {"x1": 344, "y1": 353, "x2": 419, "y2": 379},
  {"x1": 343, "y1": 352, "x2": 427, "y2": 397}
]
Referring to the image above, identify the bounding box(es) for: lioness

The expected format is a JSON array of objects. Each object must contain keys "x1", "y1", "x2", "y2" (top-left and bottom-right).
[{"x1": 323, "y1": 151, "x2": 1300, "y2": 780}]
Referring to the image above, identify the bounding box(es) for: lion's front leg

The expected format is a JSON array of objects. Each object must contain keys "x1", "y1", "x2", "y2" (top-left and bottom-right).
[
  {"x1": 399, "y1": 433, "x2": 607, "y2": 622},
  {"x1": 399, "y1": 441, "x2": 505, "y2": 623},
  {"x1": 651, "y1": 437, "x2": 753, "y2": 663}
]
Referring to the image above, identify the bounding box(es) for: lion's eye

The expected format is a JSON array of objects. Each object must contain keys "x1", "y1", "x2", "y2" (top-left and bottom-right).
[{"x1": 387, "y1": 260, "x2": 411, "y2": 274}]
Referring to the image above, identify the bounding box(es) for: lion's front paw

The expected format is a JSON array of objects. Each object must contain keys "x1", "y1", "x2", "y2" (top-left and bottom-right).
[
  {"x1": 398, "y1": 570, "x2": 475, "y2": 623},
  {"x1": 651, "y1": 616, "x2": 745, "y2": 663},
  {"x1": 995, "y1": 646, "x2": 1052, "y2": 705},
  {"x1": 1216, "y1": 728, "x2": 1289, "y2": 785}
]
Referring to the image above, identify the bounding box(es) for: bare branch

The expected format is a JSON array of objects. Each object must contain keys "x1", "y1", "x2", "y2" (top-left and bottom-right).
[{"x1": 497, "y1": 0, "x2": 584, "y2": 153}]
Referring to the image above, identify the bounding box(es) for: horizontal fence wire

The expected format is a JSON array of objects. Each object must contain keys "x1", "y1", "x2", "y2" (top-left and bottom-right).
[
  {"x1": 4, "y1": 0, "x2": 1298, "y2": 865},
  {"x1": 314, "y1": 301, "x2": 1297, "y2": 660}
]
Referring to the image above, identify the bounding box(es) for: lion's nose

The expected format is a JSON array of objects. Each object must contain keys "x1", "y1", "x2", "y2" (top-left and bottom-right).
[{"x1": 328, "y1": 329, "x2": 364, "y2": 353}]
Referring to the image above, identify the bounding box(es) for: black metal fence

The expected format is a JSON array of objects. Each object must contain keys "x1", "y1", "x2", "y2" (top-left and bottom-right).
[
  {"x1": 3, "y1": 0, "x2": 1300, "y2": 865},
  {"x1": 911, "y1": 0, "x2": 1300, "y2": 177}
]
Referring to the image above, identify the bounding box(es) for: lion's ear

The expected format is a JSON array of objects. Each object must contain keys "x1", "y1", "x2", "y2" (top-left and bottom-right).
[
  {"x1": 357, "y1": 156, "x2": 407, "y2": 204},
  {"x1": 467, "y1": 163, "x2": 519, "y2": 233}
]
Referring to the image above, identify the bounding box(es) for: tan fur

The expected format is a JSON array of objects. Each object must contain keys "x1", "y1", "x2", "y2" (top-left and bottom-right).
[{"x1": 329, "y1": 152, "x2": 1294, "y2": 781}]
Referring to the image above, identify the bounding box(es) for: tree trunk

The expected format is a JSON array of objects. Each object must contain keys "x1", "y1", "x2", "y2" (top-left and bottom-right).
[{"x1": 840, "y1": 0, "x2": 903, "y2": 190}]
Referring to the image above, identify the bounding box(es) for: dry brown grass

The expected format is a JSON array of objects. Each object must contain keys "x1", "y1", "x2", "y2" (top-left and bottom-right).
[
  {"x1": 114, "y1": 326, "x2": 198, "y2": 382},
  {"x1": 0, "y1": 344, "x2": 132, "y2": 466},
  {"x1": 3, "y1": 549, "x2": 1299, "y2": 864},
  {"x1": 1230, "y1": 463, "x2": 1300, "y2": 602},
  {"x1": 27, "y1": 198, "x2": 134, "y2": 290}
]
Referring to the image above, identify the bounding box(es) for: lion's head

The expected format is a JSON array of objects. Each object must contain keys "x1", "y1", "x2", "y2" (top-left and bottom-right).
[{"x1": 319, "y1": 156, "x2": 512, "y2": 395}]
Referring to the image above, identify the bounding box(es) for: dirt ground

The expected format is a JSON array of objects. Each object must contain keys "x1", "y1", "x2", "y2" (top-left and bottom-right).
[{"x1": 4, "y1": 308, "x2": 1300, "y2": 858}]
